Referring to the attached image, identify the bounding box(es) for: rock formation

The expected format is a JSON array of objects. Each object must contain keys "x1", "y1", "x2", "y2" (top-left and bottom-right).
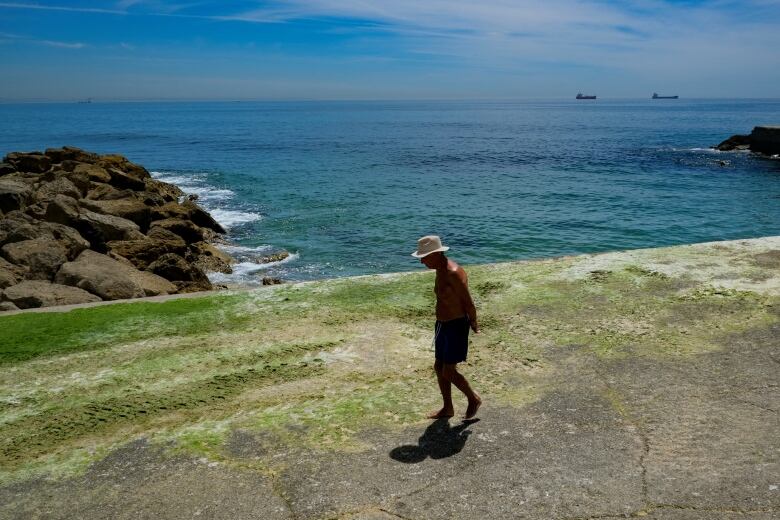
[
  {"x1": 0, "y1": 147, "x2": 235, "y2": 310},
  {"x1": 713, "y1": 125, "x2": 780, "y2": 156}
]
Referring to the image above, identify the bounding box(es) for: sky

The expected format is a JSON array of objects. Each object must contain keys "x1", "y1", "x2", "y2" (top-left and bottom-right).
[{"x1": 0, "y1": 0, "x2": 779, "y2": 100}]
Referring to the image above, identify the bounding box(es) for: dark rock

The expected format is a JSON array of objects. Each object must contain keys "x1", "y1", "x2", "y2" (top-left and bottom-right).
[
  {"x1": 55, "y1": 250, "x2": 146, "y2": 300},
  {"x1": 107, "y1": 233, "x2": 187, "y2": 270},
  {"x1": 107, "y1": 167, "x2": 146, "y2": 191},
  {"x1": 713, "y1": 134, "x2": 750, "y2": 151},
  {"x1": 97, "y1": 154, "x2": 150, "y2": 180},
  {"x1": 23, "y1": 202, "x2": 49, "y2": 220},
  {"x1": 188, "y1": 241, "x2": 233, "y2": 274},
  {"x1": 40, "y1": 221, "x2": 90, "y2": 260},
  {"x1": 73, "y1": 163, "x2": 112, "y2": 183},
  {"x1": 0, "y1": 178, "x2": 33, "y2": 213},
  {"x1": 44, "y1": 146, "x2": 98, "y2": 164},
  {"x1": 43, "y1": 194, "x2": 80, "y2": 226},
  {"x1": 1, "y1": 237, "x2": 68, "y2": 280},
  {"x1": 182, "y1": 200, "x2": 226, "y2": 234},
  {"x1": 0, "y1": 211, "x2": 39, "y2": 245},
  {"x1": 0, "y1": 257, "x2": 24, "y2": 288},
  {"x1": 150, "y1": 201, "x2": 191, "y2": 222},
  {"x1": 144, "y1": 178, "x2": 184, "y2": 202},
  {"x1": 2, "y1": 280, "x2": 101, "y2": 309},
  {"x1": 147, "y1": 253, "x2": 210, "y2": 284},
  {"x1": 4, "y1": 152, "x2": 51, "y2": 174},
  {"x1": 749, "y1": 126, "x2": 780, "y2": 155},
  {"x1": 0, "y1": 163, "x2": 16, "y2": 175},
  {"x1": 80, "y1": 197, "x2": 151, "y2": 230},
  {"x1": 149, "y1": 218, "x2": 205, "y2": 243},
  {"x1": 262, "y1": 251, "x2": 290, "y2": 264},
  {"x1": 85, "y1": 182, "x2": 123, "y2": 200},
  {"x1": 173, "y1": 280, "x2": 213, "y2": 293},
  {"x1": 262, "y1": 277, "x2": 283, "y2": 285},
  {"x1": 34, "y1": 176, "x2": 81, "y2": 203},
  {"x1": 78, "y1": 209, "x2": 144, "y2": 242}
]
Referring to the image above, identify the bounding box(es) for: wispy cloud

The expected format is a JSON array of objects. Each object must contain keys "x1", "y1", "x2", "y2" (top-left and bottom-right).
[
  {"x1": 0, "y1": 2, "x2": 125, "y2": 15},
  {"x1": 40, "y1": 39, "x2": 85, "y2": 49}
]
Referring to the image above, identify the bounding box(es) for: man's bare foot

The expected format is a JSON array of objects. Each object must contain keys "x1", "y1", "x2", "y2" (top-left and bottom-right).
[
  {"x1": 464, "y1": 397, "x2": 482, "y2": 419},
  {"x1": 427, "y1": 407, "x2": 454, "y2": 419}
]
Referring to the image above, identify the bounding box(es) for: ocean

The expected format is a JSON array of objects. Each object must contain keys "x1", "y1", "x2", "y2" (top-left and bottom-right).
[{"x1": 1, "y1": 99, "x2": 779, "y2": 284}]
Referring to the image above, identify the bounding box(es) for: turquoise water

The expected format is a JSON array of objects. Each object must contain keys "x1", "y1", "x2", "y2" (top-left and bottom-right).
[{"x1": 1, "y1": 99, "x2": 779, "y2": 282}]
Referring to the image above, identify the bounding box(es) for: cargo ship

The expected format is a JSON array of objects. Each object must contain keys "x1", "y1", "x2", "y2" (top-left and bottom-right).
[
  {"x1": 652, "y1": 93, "x2": 678, "y2": 99},
  {"x1": 576, "y1": 93, "x2": 596, "y2": 99}
]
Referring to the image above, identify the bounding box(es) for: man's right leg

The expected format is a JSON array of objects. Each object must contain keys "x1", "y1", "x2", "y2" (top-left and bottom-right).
[{"x1": 427, "y1": 360, "x2": 454, "y2": 418}]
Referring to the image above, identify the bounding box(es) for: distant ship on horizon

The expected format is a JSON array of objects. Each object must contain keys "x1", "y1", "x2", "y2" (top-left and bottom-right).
[
  {"x1": 576, "y1": 93, "x2": 596, "y2": 100},
  {"x1": 652, "y1": 93, "x2": 678, "y2": 99}
]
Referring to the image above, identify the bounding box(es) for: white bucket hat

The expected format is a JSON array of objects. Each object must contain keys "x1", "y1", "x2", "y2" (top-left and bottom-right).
[{"x1": 411, "y1": 235, "x2": 450, "y2": 258}]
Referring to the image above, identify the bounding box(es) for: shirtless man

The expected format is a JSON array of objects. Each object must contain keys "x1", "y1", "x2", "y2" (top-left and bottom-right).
[{"x1": 412, "y1": 235, "x2": 482, "y2": 420}]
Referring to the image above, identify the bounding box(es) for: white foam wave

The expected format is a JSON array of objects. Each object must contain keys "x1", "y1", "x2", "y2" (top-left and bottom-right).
[
  {"x1": 209, "y1": 209, "x2": 263, "y2": 228},
  {"x1": 218, "y1": 244, "x2": 274, "y2": 254},
  {"x1": 208, "y1": 253, "x2": 300, "y2": 284}
]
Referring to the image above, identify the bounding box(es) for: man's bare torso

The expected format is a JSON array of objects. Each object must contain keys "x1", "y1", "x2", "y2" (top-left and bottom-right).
[{"x1": 434, "y1": 259, "x2": 470, "y2": 321}]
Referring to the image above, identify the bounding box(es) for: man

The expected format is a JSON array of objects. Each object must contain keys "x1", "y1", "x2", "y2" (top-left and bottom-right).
[{"x1": 412, "y1": 235, "x2": 482, "y2": 420}]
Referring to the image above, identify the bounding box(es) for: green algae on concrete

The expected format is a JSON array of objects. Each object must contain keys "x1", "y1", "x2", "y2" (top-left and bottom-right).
[{"x1": 1, "y1": 237, "x2": 779, "y2": 488}]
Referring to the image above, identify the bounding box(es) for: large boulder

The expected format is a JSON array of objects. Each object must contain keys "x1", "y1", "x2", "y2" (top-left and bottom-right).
[
  {"x1": 77, "y1": 209, "x2": 145, "y2": 242},
  {"x1": 0, "y1": 163, "x2": 16, "y2": 176},
  {"x1": 0, "y1": 257, "x2": 25, "y2": 288},
  {"x1": 149, "y1": 218, "x2": 204, "y2": 243},
  {"x1": 34, "y1": 176, "x2": 81, "y2": 203},
  {"x1": 85, "y1": 182, "x2": 125, "y2": 201},
  {"x1": 39, "y1": 221, "x2": 90, "y2": 260},
  {"x1": 126, "y1": 269, "x2": 176, "y2": 297},
  {"x1": 749, "y1": 126, "x2": 780, "y2": 155},
  {"x1": 188, "y1": 241, "x2": 233, "y2": 274},
  {"x1": 1, "y1": 237, "x2": 68, "y2": 280},
  {"x1": 96, "y1": 155, "x2": 150, "y2": 180},
  {"x1": 79, "y1": 197, "x2": 151, "y2": 230},
  {"x1": 43, "y1": 194, "x2": 80, "y2": 226},
  {"x1": 182, "y1": 200, "x2": 226, "y2": 234},
  {"x1": 44, "y1": 146, "x2": 98, "y2": 164},
  {"x1": 150, "y1": 201, "x2": 190, "y2": 222},
  {"x1": 147, "y1": 253, "x2": 212, "y2": 292},
  {"x1": 106, "y1": 167, "x2": 146, "y2": 191},
  {"x1": 54, "y1": 250, "x2": 146, "y2": 300},
  {"x1": 2, "y1": 280, "x2": 101, "y2": 309},
  {"x1": 107, "y1": 230, "x2": 187, "y2": 270},
  {"x1": 0, "y1": 211, "x2": 38, "y2": 245},
  {"x1": 72, "y1": 163, "x2": 111, "y2": 183},
  {"x1": 0, "y1": 178, "x2": 33, "y2": 213},
  {"x1": 4, "y1": 152, "x2": 51, "y2": 174},
  {"x1": 145, "y1": 178, "x2": 184, "y2": 202}
]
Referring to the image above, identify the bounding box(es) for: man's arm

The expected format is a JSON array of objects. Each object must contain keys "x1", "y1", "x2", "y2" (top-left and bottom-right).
[{"x1": 452, "y1": 268, "x2": 479, "y2": 333}]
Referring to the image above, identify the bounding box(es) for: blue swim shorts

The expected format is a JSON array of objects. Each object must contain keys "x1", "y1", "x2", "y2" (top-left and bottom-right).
[{"x1": 434, "y1": 316, "x2": 470, "y2": 364}]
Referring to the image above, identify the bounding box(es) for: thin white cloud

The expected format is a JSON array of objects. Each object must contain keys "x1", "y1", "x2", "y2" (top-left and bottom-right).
[
  {"x1": 0, "y1": 2, "x2": 125, "y2": 14},
  {"x1": 39, "y1": 39, "x2": 86, "y2": 48}
]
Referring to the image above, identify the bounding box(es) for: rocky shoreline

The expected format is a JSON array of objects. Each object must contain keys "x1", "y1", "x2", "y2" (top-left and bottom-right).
[{"x1": 0, "y1": 147, "x2": 251, "y2": 311}]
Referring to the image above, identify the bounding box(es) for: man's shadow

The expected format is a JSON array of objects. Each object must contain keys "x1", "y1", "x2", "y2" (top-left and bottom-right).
[{"x1": 389, "y1": 418, "x2": 479, "y2": 463}]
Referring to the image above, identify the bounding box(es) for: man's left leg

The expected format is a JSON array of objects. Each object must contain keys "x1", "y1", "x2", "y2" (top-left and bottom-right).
[{"x1": 441, "y1": 363, "x2": 481, "y2": 419}]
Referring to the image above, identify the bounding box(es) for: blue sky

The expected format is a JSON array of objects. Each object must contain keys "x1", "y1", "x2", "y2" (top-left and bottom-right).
[{"x1": 1, "y1": 0, "x2": 778, "y2": 100}]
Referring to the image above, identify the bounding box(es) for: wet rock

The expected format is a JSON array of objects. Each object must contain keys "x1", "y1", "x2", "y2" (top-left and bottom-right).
[
  {"x1": 2, "y1": 280, "x2": 101, "y2": 309},
  {"x1": 55, "y1": 250, "x2": 147, "y2": 300},
  {"x1": 263, "y1": 251, "x2": 290, "y2": 263},
  {"x1": 0, "y1": 178, "x2": 33, "y2": 213},
  {"x1": 262, "y1": 277, "x2": 283, "y2": 285},
  {"x1": 713, "y1": 134, "x2": 750, "y2": 151},
  {"x1": 189, "y1": 241, "x2": 234, "y2": 274},
  {"x1": 182, "y1": 200, "x2": 226, "y2": 234},
  {"x1": 1, "y1": 237, "x2": 69, "y2": 280}
]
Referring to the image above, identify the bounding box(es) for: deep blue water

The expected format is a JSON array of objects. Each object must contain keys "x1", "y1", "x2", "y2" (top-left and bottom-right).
[{"x1": 1, "y1": 99, "x2": 779, "y2": 283}]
